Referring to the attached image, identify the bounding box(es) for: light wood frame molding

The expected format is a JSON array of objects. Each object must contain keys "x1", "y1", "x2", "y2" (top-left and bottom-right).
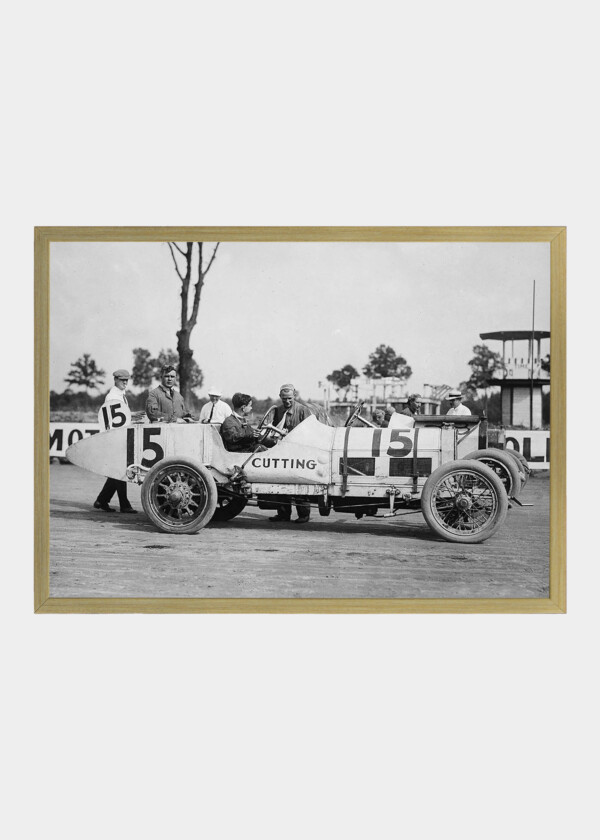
[{"x1": 34, "y1": 226, "x2": 566, "y2": 613}]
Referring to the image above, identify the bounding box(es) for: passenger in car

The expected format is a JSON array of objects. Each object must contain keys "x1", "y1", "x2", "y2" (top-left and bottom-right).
[{"x1": 373, "y1": 408, "x2": 388, "y2": 428}]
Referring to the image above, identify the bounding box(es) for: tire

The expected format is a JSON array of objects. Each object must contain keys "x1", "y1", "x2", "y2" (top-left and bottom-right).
[
  {"x1": 141, "y1": 457, "x2": 217, "y2": 534},
  {"x1": 463, "y1": 448, "x2": 522, "y2": 498},
  {"x1": 211, "y1": 493, "x2": 248, "y2": 522},
  {"x1": 504, "y1": 448, "x2": 531, "y2": 489},
  {"x1": 421, "y1": 460, "x2": 508, "y2": 543}
]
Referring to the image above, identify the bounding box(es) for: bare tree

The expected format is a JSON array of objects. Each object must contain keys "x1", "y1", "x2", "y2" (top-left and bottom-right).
[{"x1": 166, "y1": 241, "x2": 220, "y2": 402}]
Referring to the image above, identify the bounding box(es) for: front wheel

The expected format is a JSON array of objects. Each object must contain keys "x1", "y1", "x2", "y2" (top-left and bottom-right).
[
  {"x1": 421, "y1": 460, "x2": 508, "y2": 543},
  {"x1": 141, "y1": 457, "x2": 217, "y2": 534}
]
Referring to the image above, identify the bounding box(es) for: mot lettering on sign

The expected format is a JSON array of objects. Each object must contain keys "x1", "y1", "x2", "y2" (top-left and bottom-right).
[{"x1": 49, "y1": 423, "x2": 101, "y2": 457}]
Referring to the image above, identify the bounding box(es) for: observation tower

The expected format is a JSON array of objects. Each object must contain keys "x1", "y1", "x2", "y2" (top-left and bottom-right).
[{"x1": 480, "y1": 330, "x2": 550, "y2": 428}]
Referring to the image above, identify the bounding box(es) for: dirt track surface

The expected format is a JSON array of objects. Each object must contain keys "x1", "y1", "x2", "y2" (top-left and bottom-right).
[{"x1": 49, "y1": 465, "x2": 550, "y2": 599}]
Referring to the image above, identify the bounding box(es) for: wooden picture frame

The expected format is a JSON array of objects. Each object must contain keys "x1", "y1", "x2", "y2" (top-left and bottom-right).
[{"x1": 34, "y1": 226, "x2": 566, "y2": 613}]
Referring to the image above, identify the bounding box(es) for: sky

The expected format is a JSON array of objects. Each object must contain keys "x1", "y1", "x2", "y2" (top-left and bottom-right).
[{"x1": 50, "y1": 240, "x2": 550, "y2": 401}]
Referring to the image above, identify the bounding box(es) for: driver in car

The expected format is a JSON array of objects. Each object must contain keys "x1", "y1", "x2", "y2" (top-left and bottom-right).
[{"x1": 220, "y1": 393, "x2": 265, "y2": 452}]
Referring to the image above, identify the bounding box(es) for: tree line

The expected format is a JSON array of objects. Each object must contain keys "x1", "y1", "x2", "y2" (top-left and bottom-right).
[
  {"x1": 326, "y1": 343, "x2": 509, "y2": 403},
  {"x1": 326, "y1": 345, "x2": 413, "y2": 400},
  {"x1": 62, "y1": 348, "x2": 204, "y2": 395}
]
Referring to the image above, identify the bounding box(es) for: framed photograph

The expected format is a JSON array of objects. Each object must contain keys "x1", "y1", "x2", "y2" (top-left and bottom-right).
[{"x1": 34, "y1": 226, "x2": 566, "y2": 613}]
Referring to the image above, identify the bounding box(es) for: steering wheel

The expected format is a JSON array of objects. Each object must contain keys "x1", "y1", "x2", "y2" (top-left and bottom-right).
[
  {"x1": 256, "y1": 422, "x2": 288, "y2": 446},
  {"x1": 260, "y1": 423, "x2": 287, "y2": 438},
  {"x1": 259, "y1": 406, "x2": 277, "y2": 429},
  {"x1": 345, "y1": 400, "x2": 365, "y2": 427}
]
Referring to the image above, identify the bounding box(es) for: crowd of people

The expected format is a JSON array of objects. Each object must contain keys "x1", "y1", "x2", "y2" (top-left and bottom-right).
[{"x1": 92, "y1": 364, "x2": 471, "y2": 521}]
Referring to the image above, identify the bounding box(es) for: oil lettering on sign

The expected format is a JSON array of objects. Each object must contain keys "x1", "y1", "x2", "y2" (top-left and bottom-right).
[{"x1": 505, "y1": 432, "x2": 550, "y2": 465}]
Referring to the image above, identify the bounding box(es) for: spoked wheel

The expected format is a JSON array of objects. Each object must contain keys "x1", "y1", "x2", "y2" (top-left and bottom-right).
[
  {"x1": 141, "y1": 457, "x2": 217, "y2": 534},
  {"x1": 421, "y1": 460, "x2": 508, "y2": 543},
  {"x1": 211, "y1": 493, "x2": 248, "y2": 522},
  {"x1": 463, "y1": 448, "x2": 522, "y2": 498},
  {"x1": 504, "y1": 448, "x2": 531, "y2": 489}
]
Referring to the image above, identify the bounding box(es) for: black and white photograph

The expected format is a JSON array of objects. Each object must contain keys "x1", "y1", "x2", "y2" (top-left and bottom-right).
[
  {"x1": 47, "y1": 233, "x2": 553, "y2": 602},
  {"x1": 10, "y1": 2, "x2": 597, "y2": 837}
]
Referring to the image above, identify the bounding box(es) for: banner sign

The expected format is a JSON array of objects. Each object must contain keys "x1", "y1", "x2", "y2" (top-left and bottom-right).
[
  {"x1": 50, "y1": 423, "x2": 101, "y2": 457},
  {"x1": 503, "y1": 430, "x2": 550, "y2": 470}
]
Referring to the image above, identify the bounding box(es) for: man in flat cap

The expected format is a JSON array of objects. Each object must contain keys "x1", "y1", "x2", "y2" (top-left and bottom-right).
[
  {"x1": 267, "y1": 384, "x2": 313, "y2": 524},
  {"x1": 146, "y1": 364, "x2": 189, "y2": 423},
  {"x1": 446, "y1": 390, "x2": 471, "y2": 416},
  {"x1": 199, "y1": 386, "x2": 232, "y2": 426},
  {"x1": 93, "y1": 369, "x2": 136, "y2": 513}
]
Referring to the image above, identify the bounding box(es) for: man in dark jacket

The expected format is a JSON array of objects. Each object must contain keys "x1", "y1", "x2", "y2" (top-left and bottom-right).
[
  {"x1": 220, "y1": 393, "x2": 263, "y2": 452},
  {"x1": 400, "y1": 394, "x2": 422, "y2": 417},
  {"x1": 267, "y1": 384, "x2": 312, "y2": 524},
  {"x1": 146, "y1": 364, "x2": 188, "y2": 422}
]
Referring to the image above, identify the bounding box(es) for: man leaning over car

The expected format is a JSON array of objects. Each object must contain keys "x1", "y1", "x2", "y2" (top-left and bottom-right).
[{"x1": 267, "y1": 383, "x2": 312, "y2": 525}]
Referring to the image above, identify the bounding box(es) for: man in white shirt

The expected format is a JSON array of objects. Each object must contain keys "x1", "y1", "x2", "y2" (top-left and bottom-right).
[
  {"x1": 199, "y1": 387, "x2": 232, "y2": 425},
  {"x1": 105, "y1": 369, "x2": 130, "y2": 405},
  {"x1": 446, "y1": 390, "x2": 471, "y2": 416},
  {"x1": 94, "y1": 369, "x2": 136, "y2": 513}
]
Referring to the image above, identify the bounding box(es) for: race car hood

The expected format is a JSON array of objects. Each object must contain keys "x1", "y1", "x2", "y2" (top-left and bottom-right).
[{"x1": 211, "y1": 415, "x2": 336, "y2": 485}]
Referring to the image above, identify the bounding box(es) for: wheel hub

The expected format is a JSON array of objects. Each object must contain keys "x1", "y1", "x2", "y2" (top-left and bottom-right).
[
  {"x1": 454, "y1": 493, "x2": 473, "y2": 512},
  {"x1": 167, "y1": 481, "x2": 192, "y2": 509}
]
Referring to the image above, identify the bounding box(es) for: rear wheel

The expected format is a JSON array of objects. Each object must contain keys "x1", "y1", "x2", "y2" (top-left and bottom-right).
[
  {"x1": 421, "y1": 460, "x2": 508, "y2": 543},
  {"x1": 211, "y1": 493, "x2": 248, "y2": 522},
  {"x1": 504, "y1": 448, "x2": 531, "y2": 489},
  {"x1": 141, "y1": 457, "x2": 217, "y2": 534},
  {"x1": 463, "y1": 448, "x2": 522, "y2": 498}
]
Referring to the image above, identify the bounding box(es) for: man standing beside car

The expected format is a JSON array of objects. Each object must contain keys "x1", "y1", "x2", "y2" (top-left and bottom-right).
[
  {"x1": 267, "y1": 384, "x2": 313, "y2": 524},
  {"x1": 93, "y1": 368, "x2": 136, "y2": 514},
  {"x1": 146, "y1": 364, "x2": 189, "y2": 422}
]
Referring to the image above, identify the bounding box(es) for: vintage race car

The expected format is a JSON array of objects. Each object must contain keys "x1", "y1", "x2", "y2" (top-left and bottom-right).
[{"x1": 66, "y1": 401, "x2": 527, "y2": 543}]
